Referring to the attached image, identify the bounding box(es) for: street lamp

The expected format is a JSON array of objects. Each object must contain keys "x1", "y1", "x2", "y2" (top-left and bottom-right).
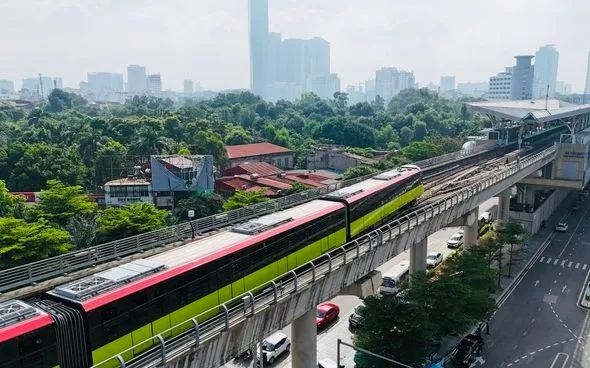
[
  {"x1": 188, "y1": 210, "x2": 195, "y2": 239},
  {"x1": 336, "y1": 339, "x2": 414, "y2": 368}
]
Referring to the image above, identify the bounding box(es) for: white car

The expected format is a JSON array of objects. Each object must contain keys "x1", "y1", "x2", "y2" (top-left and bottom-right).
[
  {"x1": 555, "y1": 222, "x2": 568, "y2": 232},
  {"x1": 447, "y1": 233, "x2": 464, "y2": 248},
  {"x1": 458, "y1": 228, "x2": 465, "y2": 235},
  {"x1": 258, "y1": 332, "x2": 290, "y2": 365},
  {"x1": 426, "y1": 252, "x2": 443, "y2": 268}
]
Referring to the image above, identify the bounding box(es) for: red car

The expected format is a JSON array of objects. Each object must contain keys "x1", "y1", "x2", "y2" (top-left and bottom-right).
[{"x1": 316, "y1": 302, "x2": 340, "y2": 329}]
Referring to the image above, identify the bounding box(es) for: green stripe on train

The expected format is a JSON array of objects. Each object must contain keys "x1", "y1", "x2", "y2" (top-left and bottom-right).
[
  {"x1": 91, "y1": 228, "x2": 347, "y2": 366},
  {"x1": 350, "y1": 185, "x2": 424, "y2": 238}
]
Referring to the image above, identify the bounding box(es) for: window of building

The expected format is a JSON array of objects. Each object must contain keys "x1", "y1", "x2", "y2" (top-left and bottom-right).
[{"x1": 108, "y1": 185, "x2": 150, "y2": 198}]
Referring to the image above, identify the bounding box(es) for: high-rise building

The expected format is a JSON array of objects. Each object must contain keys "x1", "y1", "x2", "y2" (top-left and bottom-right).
[
  {"x1": 365, "y1": 78, "x2": 376, "y2": 101},
  {"x1": 248, "y1": 0, "x2": 269, "y2": 96},
  {"x1": 304, "y1": 37, "x2": 330, "y2": 87},
  {"x1": 22, "y1": 76, "x2": 57, "y2": 98},
  {"x1": 266, "y1": 32, "x2": 282, "y2": 89},
  {"x1": 510, "y1": 55, "x2": 534, "y2": 100},
  {"x1": 375, "y1": 67, "x2": 415, "y2": 102},
  {"x1": 127, "y1": 65, "x2": 147, "y2": 94},
  {"x1": 488, "y1": 67, "x2": 513, "y2": 100},
  {"x1": 53, "y1": 77, "x2": 63, "y2": 89},
  {"x1": 310, "y1": 74, "x2": 340, "y2": 99},
  {"x1": 457, "y1": 82, "x2": 488, "y2": 97},
  {"x1": 555, "y1": 80, "x2": 565, "y2": 95},
  {"x1": 146, "y1": 74, "x2": 162, "y2": 94},
  {"x1": 87, "y1": 72, "x2": 124, "y2": 94},
  {"x1": 440, "y1": 76, "x2": 456, "y2": 93},
  {"x1": 533, "y1": 45, "x2": 559, "y2": 98},
  {"x1": 184, "y1": 80, "x2": 194, "y2": 94},
  {"x1": 280, "y1": 38, "x2": 306, "y2": 87},
  {"x1": 585, "y1": 51, "x2": 590, "y2": 96},
  {"x1": 0, "y1": 80, "x2": 14, "y2": 94}
]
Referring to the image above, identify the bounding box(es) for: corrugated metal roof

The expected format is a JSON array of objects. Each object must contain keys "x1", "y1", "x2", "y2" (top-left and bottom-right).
[
  {"x1": 468, "y1": 99, "x2": 590, "y2": 123},
  {"x1": 226, "y1": 143, "x2": 292, "y2": 159}
]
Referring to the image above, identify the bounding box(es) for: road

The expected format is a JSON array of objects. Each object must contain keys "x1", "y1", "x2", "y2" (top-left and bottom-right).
[
  {"x1": 223, "y1": 198, "x2": 499, "y2": 368},
  {"x1": 482, "y1": 194, "x2": 590, "y2": 367}
]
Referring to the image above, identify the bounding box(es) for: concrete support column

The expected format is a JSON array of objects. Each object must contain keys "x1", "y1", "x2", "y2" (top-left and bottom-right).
[
  {"x1": 524, "y1": 185, "x2": 536, "y2": 208},
  {"x1": 409, "y1": 238, "x2": 427, "y2": 277},
  {"x1": 497, "y1": 189, "x2": 511, "y2": 227},
  {"x1": 463, "y1": 207, "x2": 479, "y2": 251},
  {"x1": 291, "y1": 308, "x2": 317, "y2": 368}
]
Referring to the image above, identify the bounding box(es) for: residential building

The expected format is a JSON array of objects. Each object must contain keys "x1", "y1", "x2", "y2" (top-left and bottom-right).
[
  {"x1": 146, "y1": 74, "x2": 162, "y2": 95},
  {"x1": 585, "y1": 51, "x2": 590, "y2": 96},
  {"x1": 264, "y1": 82, "x2": 302, "y2": 102},
  {"x1": 556, "y1": 80, "x2": 565, "y2": 95},
  {"x1": 226, "y1": 142, "x2": 293, "y2": 169},
  {"x1": 104, "y1": 178, "x2": 153, "y2": 207},
  {"x1": 375, "y1": 67, "x2": 415, "y2": 102},
  {"x1": 53, "y1": 78, "x2": 63, "y2": 89},
  {"x1": 488, "y1": 67, "x2": 513, "y2": 100},
  {"x1": 440, "y1": 76, "x2": 456, "y2": 94},
  {"x1": 533, "y1": 45, "x2": 559, "y2": 98},
  {"x1": 365, "y1": 78, "x2": 376, "y2": 101},
  {"x1": 510, "y1": 55, "x2": 534, "y2": 100},
  {"x1": 87, "y1": 72, "x2": 124, "y2": 94},
  {"x1": 248, "y1": 0, "x2": 269, "y2": 96},
  {"x1": 22, "y1": 76, "x2": 57, "y2": 98},
  {"x1": 457, "y1": 82, "x2": 488, "y2": 97},
  {"x1": 0, "y1": 80, "x2": 14, "y2": 94},
  {"x1": 184, "y1": 80, "x2": 194, "y2": 94},
  {"x1": 346, "y1": 84, "x2": 365, "y2": 104},
  {"x1": 127, "y1": 64, "x2": 147, "y2": 94},
  {"x1": 310, "y1": 74, "x2": 340, "y2": 99},
  {"x1": 217, "y1": 162, "x2": 339, "y2": 198},
  {"x1": 426, "y1": 83, "x2": 439, "y2": 93}
]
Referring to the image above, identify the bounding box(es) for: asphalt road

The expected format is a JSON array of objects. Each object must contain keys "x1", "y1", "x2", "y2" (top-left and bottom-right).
[
  {"x1": 482, "y1": 195, "x2": 590, "y2": 368},
  {"x1": 223, "y1": 198, "x2": 499, "y2": 368}
]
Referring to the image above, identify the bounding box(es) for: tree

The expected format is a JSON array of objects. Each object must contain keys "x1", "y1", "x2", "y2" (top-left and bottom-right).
[
  {"x1": 413, "y1": 120, "x2": 427, "y2": 141},
  {"x1": 222, "y1": 189, "x2": 269, "y2": 211},
  {"x1": 496, "y1": 221, "x2": 525, "y2": 277},
  {"x1": 0, "y1": 217, "x2": 72, "y2": 269},
  {"x1": 225, "y1": 127, "x2": 253, "y2": 145},
  {"x1": 343, "y1": 165, "x2": 379, "y2": 180},
  {"x1": 0, "y1": 180, "x2": 26, "y2": 218},
  {"x1": 354, "y1": 295, "x2": 435, "y2": 367},
  {"x1": 96, "y1": 203, "x2": 169, "y2": 243},
  {"x1": 174, "y1": 192, "x2": 224, "y2": 221},
  {"x1": 35, "y1": 180, "x2": 97, "y2": 227},
  {"x1": 399, "y1": 126, "x2": 414, "y2": 146},
  {"x1": 66, "y1": 213, "x2": 99, "y2": 249},
  {"x1": 460, "y1": 104, "x2": 471, "y2": 121},
  {"x1": 281, "y1": 182, "x2": 308, "y2": 196},
  {"x1": 401, "y1": 141, "x2": 443, "y2": 162},
  {"x1": 46, "y1": 89, "x2": 87, "y2": 113}
]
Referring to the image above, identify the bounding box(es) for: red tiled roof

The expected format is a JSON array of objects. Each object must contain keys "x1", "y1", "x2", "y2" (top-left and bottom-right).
[
  {"x1": 223, "y1": 162, "x2": 283, "y2": 177},
  {"x1": 226, "y1": 143, "x2": 292, "y2": 160}
]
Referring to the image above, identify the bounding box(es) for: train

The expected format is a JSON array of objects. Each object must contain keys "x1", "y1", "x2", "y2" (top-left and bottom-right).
[{"x1": 0, "y1": 165, "x2": 423, "y2": 368}]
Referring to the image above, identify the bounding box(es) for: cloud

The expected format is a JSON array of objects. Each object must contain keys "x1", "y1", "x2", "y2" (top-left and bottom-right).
[{"x1": 0, "y1": 0, "x2": 588, "y2": 92}]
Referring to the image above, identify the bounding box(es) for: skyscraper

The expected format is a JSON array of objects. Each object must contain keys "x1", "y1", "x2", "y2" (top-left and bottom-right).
[
  {"x1": 305, "y1": 37, "x2": 330, "y2": 84},
  {"x1": 440, "y1": 76, "x2": 456, "y2": 93},
  {"x1": 533, "y1": 45, "x2": 559, "y2": 98},
  {"x1": 585, "y1": 51, "x2": 590, "y2": 96},
  {"x1": 0, "y1": 80, "x2": 14, "y2": 94},
  {"x1": 267, "y1": 32, "x2": 282, "y2": 87},
  {"x1": 280, "y1": 38, "x2": 307, "y2": 87},
  {"x1": 146, "y1": 74, "x2": 162, "y2": 95},
  {"x1": 87, "y1": 72, "x2": 124, "y2": 94},
  {"x1": 488, "y1": 67, "x2": 513, "y2": 100},
  {"x1": 248, "y1": 0, "x2": 269, "y2": 96},
  {"x1": 127, "y1": 65, "x2": 147, "y2": 94},
  {"x1": 184, "y1": 80, "x2": 194, "y2": 94},
  {"x1": 510, "y1": 55, "x2": 534, "y2": 100},
  {"x1": 375, "y1": 67, "x2": 415, "y2": 102}
]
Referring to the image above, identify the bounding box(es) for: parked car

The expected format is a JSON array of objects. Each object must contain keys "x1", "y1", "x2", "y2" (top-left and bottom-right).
[
  {"x1": 257, "y1": 332, "x2": 290, "y2": 365},
  {"x1": 555, "y1": 222, "x2": 568, "y2": 232},
  {"x1": 447, "y1": 233, "x2": 464, "y2": 248},
  {"x1": 348, "y1": 305, "x2": 365, "y2": 330},
  {"x1": 317, "y1": 302, "x2": 340, "y2": 329},
  {"x1": 426, "y1": 252, "x2": 443, "y2": 268},
  {"x1": 449, "y1": 334, "x2": 483, "y2": 367}
]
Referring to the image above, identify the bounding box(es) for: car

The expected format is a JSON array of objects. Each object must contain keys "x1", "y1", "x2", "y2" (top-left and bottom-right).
[
  {"x1": 449, "y1": 334, "x2": 483, "y2": 367},
  {"x1": 447, "y1": 233, "x2": 464, "y2": 248},
  {"x1": 317, "y1": 302, "x2": 340, "y2": 329},
  {"x1": 555, "y1": 222, "x2": 568, "y2": 232},
  {"x1": 348, "y1": 305, "x2": 365, "y2": 330},
  {"x1": 426, "y1": 252, "x2": 443, "y2": 268},
  {"x1": 257, "y1": 332, "x2": 290, "y2": 365},
  {"x1": 457, "y1": 228, "x2": 465, "y2": 235}
]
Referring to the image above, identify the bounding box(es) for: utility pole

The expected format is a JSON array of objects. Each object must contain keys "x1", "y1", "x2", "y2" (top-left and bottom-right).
[{"x1": 38, "y1": 73, "x2": 45, "y2": 100}]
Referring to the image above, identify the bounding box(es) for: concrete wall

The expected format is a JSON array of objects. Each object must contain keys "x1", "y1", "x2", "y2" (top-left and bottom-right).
[{"x1": 509, "y1": 189, "x2": 570, "y2": 234}]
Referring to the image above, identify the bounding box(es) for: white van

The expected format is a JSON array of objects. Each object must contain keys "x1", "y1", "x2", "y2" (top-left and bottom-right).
[{"x1": 379, "y1": 262, "x2": 410, "y2": 295}]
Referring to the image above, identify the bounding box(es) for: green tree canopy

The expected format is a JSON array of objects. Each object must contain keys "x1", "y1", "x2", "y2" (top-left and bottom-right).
[
  {"x1": 222, "y1": 189, "x2": 269, "y2": 211},
  {"x1": 35, "y1": 180, "x2": 97, "y2": 227},
  {"x1": 0, "y1": 217, "x2": 72, "y2": 269},
  {"x1": 0, "y1": 180, "x2": 26, "y2": 218},
  {"x1": 401, "y1": 141, "x2": 444, "y2": 162},
  {"x1": 96, "y1": 203, "x2": 169, "y2": 243},
  {"x1": 343, "y1": 165, "x2": 379, "y2": 180},
  {"x1": 174, "y1": 192, "x2": 224, "y2": 221}
]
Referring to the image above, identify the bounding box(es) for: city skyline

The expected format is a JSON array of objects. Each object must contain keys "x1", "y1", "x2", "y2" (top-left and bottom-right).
[{"x1": 1, "y1": 0, "x2": 589, "y2": 92}]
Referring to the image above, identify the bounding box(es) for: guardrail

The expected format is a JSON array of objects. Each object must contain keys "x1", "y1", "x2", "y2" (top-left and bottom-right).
[
  {"x1": 92, "y1": 145, "x2": 557, "y2": 368},
  {"x1": 0, "y1": 173, "x2": 377, "y2": 294}
]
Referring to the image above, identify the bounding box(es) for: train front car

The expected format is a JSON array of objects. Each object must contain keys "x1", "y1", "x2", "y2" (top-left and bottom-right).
[
  {"x1": 45, "y1": 199, "x2": 347, "y2": 367},
  {"x1": 322, "y1": 165, "x2": 423, "y2": 239},
  {"x1": 0, "y1": 299, "x2": 59, "y2": 368}
]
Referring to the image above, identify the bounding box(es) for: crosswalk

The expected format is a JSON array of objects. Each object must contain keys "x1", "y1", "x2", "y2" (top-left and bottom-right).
[{"x1": 538, "y1": 256, "x2": 588, "y2": 270}]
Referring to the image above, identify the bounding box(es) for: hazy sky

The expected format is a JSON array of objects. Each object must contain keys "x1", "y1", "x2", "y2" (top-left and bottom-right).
[{"x1": 1, "y1": 0, "x2": 589, "y2": 92}]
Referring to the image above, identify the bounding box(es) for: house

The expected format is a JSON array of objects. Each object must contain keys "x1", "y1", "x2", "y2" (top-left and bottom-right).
[
  {"x1": 104, "y1": 177, "x2": 153, "y2": 207},
  {"x1": 225, "y1": 143, "x2": 293, "y2": 169}
]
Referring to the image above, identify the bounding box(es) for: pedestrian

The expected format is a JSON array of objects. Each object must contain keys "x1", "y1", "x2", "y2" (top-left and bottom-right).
[{"x1": 475, "y1": 326, "x2": 482, "y2": 338}]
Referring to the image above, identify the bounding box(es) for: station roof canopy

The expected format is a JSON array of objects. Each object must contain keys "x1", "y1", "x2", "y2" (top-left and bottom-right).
[{"x1": 467, "y1": 99, "x2": 590, "y2": 124}]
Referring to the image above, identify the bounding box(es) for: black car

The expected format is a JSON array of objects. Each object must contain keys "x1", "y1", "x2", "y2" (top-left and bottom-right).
[
  {"x1": 349, "y1": 305, "x2": 365, "y2": 330},
  {"x1": 449, "y1": 334, "x2": 483, "y2": 367}
]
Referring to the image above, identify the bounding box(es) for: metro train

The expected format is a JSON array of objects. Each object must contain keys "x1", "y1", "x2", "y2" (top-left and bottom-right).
[{"x1": 0, "y1": 165, "x2": 423, "y2": 368}]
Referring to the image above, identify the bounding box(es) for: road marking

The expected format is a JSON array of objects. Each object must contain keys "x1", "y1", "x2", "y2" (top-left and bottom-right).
[
  {"x1": 561, "y1": 260, "x2": 566, "y2": 266},
  {"x1": 540, "y1": 256, "x2": 545, "y2": 262},
  {"x1": 555, "y1": 258, "x2": 560, "y2": 265},
  {"x1": 576, "y1": 262, "x2": 581, "y2": 269},
  {"x1": 568, "y1": 261, "x2": 573, "y2": 267},
  {"x1": 554, "y1": 279, "x2": 558, "y2": 284},
  {"x1": 531, "y1": 318, "x2": 535, "y2": 323},
  {"x1": 584, "y1": 264, "x2": 588, "y2": 270},
  {"x1": 549, "y1": 352, "x2": 569, "y2": 368},
  {"x1": 534, "y1": 280, "x2": 539, "y2": 287},
  {"x1": 513, "y1": 344, "x2": 518, "y2": 350},
  {"x1": 558, "y1": 203, "x2": 590, "y2": 258},
  {"x1": 547, "y1": 257, "x2": 553, "y2": 264},
  {"x1": 562, "y1": 285, "x2": 567, "y2": 293}
]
